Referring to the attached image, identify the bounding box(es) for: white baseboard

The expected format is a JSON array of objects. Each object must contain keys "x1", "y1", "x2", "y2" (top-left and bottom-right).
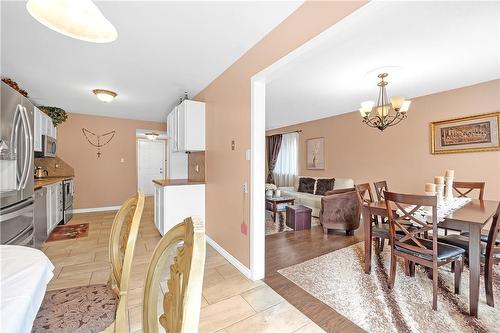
[
  {"x1": 205, "y1": 235, "x2": 252, "y2": 280},
  {"x1": 73, "y1": 206, "x2": 120, "y2": 214}
]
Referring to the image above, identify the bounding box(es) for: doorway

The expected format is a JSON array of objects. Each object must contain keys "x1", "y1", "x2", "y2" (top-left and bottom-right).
[{"x1": 137, "y1": 139, "x2": 166, "y2": 195}]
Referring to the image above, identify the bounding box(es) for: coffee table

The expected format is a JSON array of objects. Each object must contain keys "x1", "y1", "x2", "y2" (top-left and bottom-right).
[{"x1": 265, "y1": 196, "x2": 295, "y2": 222}]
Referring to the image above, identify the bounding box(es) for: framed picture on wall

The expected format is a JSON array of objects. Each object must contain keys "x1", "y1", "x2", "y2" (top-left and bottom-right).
[
  {"x1": 430, "y1": 112, "x2": 500, "y2": 154},
  {"x1": 306, "y1": 137, "x2": 325, "y2": 170}
]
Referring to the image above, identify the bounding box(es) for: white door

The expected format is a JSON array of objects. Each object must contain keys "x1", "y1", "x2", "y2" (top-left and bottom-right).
[{"x1": 138, "y1": 140, "x2": 165, "y2": 195}]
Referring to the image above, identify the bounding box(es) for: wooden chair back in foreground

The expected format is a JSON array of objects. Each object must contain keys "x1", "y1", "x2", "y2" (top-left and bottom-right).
[
  {"x1": 355, "y1": 183, "x2": 374, "y2": 204},
  {"x1": 373, "y1": 180, "x2": 388, "y2": 201},
  {"x1": 142, "y1": 217, "x2": 206, "y2": 333},
  {"x1": 485, "y1": 203, "x2": 500, "y2": 307},
  {"x1": 452, "y1": 181, "x2": 485, "y2": 200},
  {"x1": 384, "y1": 191, "x2": 464, "y2": 311}
]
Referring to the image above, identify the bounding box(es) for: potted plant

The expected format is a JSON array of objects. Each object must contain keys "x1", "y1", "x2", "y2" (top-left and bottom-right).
[{"x1": 39, "y1": 106, "x2": 68, "y2": 127}]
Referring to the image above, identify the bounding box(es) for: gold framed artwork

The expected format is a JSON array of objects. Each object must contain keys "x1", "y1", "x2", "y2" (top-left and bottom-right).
[
  {"x1": 306, "y1": 137, "x2": 325, "y2": 170},
  {"x1": 430, "y1": 112, "x2": 500, "y2": 154}
]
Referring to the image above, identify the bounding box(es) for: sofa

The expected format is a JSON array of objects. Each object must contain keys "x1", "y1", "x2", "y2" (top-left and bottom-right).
[{"x1": 279, "y1": 176, "x2": 355, "y2": 217}]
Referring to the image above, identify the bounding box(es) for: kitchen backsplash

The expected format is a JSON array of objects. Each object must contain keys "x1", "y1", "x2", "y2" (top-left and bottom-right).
[{"x1": 34, "y1": 156, "x2": 74, "y2": 177}]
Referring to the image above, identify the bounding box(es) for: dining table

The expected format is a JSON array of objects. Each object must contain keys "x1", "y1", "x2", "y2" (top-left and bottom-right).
[
  {"x1": 0, "y1": 245, "x2": 54, "y2": 333},
  {"x1": 361, "y1": 198, "x2": 500, "y2": 318}
]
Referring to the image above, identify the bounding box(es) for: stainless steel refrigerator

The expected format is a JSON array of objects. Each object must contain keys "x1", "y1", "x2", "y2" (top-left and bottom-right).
[{"x1": 0, "y1": 81, "x2": 35, "y2": 246}]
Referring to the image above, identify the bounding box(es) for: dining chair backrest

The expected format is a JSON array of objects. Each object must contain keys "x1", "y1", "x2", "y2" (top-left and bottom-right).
[
  {"x1": 384, "y1": 191, "x2": 438, "y2": 260},
  {"x1": 452, "y1": 181, "x2": 485, "y2": 200},
  {"x1": 142, "y1": 217, "x2": 206, "y2": 333},
  {"x1": 108, "y1": 192, "x2": 145, "y2": 297},
  {"x1": 355, "y1": 183, "x2": 374, "y2": 203},
  {"x1": 486, "y1": 203, "x2": 500, "y2": 263},
  {"x1": 374, "y1": 180, "x2": 388, "y2": 201}
]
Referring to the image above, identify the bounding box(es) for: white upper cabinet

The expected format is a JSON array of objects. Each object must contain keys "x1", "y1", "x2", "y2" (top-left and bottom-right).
[
  {"x1": 167, "y1": 100, "x2": 205, "y2": 152},
  {"x1": 34, "y1": 107, "x2": 57, "y2": 152}
]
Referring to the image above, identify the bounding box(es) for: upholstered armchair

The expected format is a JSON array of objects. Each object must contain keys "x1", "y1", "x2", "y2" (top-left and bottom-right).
[{"x1": 320, "y1": 188, "x2": 360, "y2": 235}]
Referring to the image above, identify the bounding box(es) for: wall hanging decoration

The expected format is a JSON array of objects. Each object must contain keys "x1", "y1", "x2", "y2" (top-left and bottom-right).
[
  {"x1": 431, "y1": 112, "x2": 500, "y2": 154},
  {"x1": 82, "y1": 128, "x2": 116, "y2": 157},
  {"x1": 306, "y1": 137, "x2": 325, "y2": 170},
  {"x1": 39, "y1": 106, "x2": 68, "y2": 127}
]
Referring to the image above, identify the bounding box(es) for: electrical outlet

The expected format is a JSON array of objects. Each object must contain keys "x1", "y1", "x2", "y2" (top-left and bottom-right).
[
  {"x1": 245, "y1": 149, "x2": 251, "y2": 161},
  {"x1": 243, "y1": 183, "x2": 248, "y2": 193},
  {"x1": 231, "y1": 139, "x2": 235, "y2": 151}
]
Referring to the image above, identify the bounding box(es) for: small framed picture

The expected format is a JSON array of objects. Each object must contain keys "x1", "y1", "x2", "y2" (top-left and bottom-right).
[
  {"x1": 306, "y1": 137, "x2": 325, "y2": 170},
  {"x1": 430, "y1": 112, "x2": 500, "y2": 154}
]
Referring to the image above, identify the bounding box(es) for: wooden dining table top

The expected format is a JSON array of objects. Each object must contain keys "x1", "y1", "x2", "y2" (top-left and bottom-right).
[{"x1": 363, "y1": 198, "x2": 499, "y2": 225}]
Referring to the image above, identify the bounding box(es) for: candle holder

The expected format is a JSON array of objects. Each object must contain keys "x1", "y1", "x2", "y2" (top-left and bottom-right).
[
  {"x1": 445, "y1": 176, "x2": 454, "y2": 203},
  {"x1": 425, "y1": 191, "x2": 436, "y2": 214},
  {"x1": 436, "y1": 184, "x2": 445, "y2": 207}
]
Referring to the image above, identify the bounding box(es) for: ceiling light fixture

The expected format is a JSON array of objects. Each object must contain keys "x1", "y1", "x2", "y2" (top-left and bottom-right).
[
  {"x1": 359, "y1": 73, "x2": 411, "y2": 131},
  {"x1": 26, "y1": 0, "x2": 118, "y2": 43},
  {"x1": 145, "y1": 132, "x2": 159, "y2": 141},
  {"x1": 93, "y1": 89, "x2": 117, "y2": 103}
]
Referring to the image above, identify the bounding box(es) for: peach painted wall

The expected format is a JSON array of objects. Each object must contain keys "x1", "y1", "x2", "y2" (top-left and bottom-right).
[
  {"x1": 267, "y1": 80, "x2": 500, "y2": 200},
  {"x1": 57, "y1": 112, "x2": 166, "y2": 209},
  {"x1": 195, "y1": 1, "x2": 367, "y2": 267}
]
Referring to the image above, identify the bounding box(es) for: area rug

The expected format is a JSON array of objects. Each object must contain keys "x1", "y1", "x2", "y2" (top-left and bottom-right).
[
  {"x1": 47, "y1": 223, "x2": 89, "y2": 242},
  {"x1": 266, "y1": 211, "x2": 293, "y2": 236},
  {"x1": 279, "y1": 242, "x2": 500, "y2": 333}
]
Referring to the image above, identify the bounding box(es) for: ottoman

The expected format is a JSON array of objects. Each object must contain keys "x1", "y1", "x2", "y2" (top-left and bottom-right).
[{"x1": 286, "y1": 205, "x2": 312, "y2": 230}]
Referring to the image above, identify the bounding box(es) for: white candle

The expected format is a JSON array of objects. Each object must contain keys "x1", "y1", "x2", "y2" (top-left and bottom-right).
[
  {"x1": 434, "y1": 176, "x2": 444, "y2": 184},
  {"x1": 425, "y1": 183, "x2": 436, "y2": 193}
]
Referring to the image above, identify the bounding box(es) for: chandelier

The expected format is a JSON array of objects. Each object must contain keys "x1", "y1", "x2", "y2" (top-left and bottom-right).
[{"x1": 359, "y1": 73, "x2": 411, "y2": 131}]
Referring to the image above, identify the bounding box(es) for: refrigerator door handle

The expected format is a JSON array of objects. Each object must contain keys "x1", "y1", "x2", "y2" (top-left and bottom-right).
[
  {"x1": 17, "y1": 105, "x2": 30, "y2": 191},
  {"x1": 10, "y1": 105, "x2": 22, "y2": 186},
  {"x1": 0, "y1": 200, "x2": 33, "y2": 222},
  {"x1": 20, "y1": 106, "x2": 33, "y2": 190}
]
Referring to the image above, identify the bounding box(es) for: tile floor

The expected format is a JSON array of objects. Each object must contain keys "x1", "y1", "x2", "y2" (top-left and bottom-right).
[{"x1": 41, "y1": 196, "x2": 324, "y2": 333}]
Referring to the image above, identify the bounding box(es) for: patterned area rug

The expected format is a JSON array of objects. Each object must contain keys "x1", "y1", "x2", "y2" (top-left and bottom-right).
[
  {"x1": 266, "y1": 211, "x2": 293, "y2": 236},
  {"x1": 47, "y1": 223, "x2": 89, "y2": 242},
  {"x1": 279, "y1": 242, "x2": 500, "y2": 332}
]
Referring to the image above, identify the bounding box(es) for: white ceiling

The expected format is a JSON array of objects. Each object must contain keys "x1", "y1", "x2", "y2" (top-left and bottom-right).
[
  {"x1": 265, "y1": 1, "x2": 500, "y2": 129},
  {"x1": 1, "y1": 1, "x2": 302, "y2": 122}
]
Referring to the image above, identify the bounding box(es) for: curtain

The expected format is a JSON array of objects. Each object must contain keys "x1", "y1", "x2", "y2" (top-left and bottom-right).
[
  {"x1": 266, "y1": 134, "x2": 282, "y2": 184},
  {"x1": 273, "y1": 132, "x2": 298, "y2": 187}
]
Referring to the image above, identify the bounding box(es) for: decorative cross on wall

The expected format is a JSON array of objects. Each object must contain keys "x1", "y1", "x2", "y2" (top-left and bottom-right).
[{"x1": 82, "y1": 128, "x2": 116, "y2": 157}]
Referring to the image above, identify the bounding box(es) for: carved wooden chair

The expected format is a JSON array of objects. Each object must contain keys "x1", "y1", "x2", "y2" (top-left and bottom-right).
[
  {"x1": 356, "y1": 183, "x2": 387, "y2": 253},
  {"x1": 439, "y1": 203, "x2": 500, "y2": 307},
  {"x1": 141, "y1": 216, "x2": 206, "y2": 333},
  {"x1": 373, "y1": 180, "x2": 388, "y2": 201},
  {"x1": 32, "y1": 192, "x2": 145, "y2": 333},
  {"x1": 385, "y1": 191, "x2": 465, "y2": 310}
]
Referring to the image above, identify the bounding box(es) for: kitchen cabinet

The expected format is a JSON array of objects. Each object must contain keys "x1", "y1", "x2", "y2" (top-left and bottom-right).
[
  {"x1": 167, "y1": 100, "x2": 205, "y2": 152},
  {"x1": 34, "y1": 107, "x2": 57, "y2": 152},
  {"x1": 44, "y1": 181, "x2": 63, "y2": 234}
]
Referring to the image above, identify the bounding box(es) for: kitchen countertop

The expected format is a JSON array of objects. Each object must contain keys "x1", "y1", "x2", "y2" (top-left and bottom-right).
[
  {"x1": 153, "y1": 179, "x2": 205, "y2": 187},
  {"x1": 34, "y1": 176, "x2": 73, "y2": 190}
]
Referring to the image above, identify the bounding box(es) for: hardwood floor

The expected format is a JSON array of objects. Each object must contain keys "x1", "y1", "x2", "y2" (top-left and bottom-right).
[{"x1": 264, "y1": 223, "x2": 366, "y2": 332}]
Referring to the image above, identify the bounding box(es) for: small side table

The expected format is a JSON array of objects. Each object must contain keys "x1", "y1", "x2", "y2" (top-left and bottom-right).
[
  {"x1": 266, "y1": 196, "x2": 295, "y2": 222},
  {"x1": 286, "y1": 205, "x2": 312, "y2": 230}
]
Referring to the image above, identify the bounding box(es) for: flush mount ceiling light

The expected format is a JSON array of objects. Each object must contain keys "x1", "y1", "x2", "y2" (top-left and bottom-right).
[
  {"x1": 145, "y1": 132, "x2": 159, "y2": 141},
  {"x1": 93, "y1": 89, "x2": 117, "y2": 103},
  {"x1": 358, "y1": 73, "x2": 411, "y2": 131},
  {"x1": 26, "y1": 0, "x2": 117, "y2": 43}
]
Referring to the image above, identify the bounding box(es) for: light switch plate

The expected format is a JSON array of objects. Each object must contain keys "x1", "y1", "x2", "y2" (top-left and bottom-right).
[{"x1": 245, "y1": 149, "x2": 251, "y2": 161}]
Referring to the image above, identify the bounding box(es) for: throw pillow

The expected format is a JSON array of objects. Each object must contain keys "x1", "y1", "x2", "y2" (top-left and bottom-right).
[
  {"x1": 297, "y1": 177, "x2": 315, "y2": 194},
  {"x1": 315, "y1": 178, "x2": 335, "y2": 195}
]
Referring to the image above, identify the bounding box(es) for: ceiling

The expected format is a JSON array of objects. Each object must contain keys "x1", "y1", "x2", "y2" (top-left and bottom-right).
[
  {"x1": 265, "y1": 1, "x2": 500, "y2": 129},
  {"x1": 1, "y1": 1, "x2": 302, "y2": 122}
]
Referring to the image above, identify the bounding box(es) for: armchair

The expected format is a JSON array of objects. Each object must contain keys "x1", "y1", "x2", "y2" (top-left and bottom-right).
[{"x1": 320, "y1": 188, "x2": 360, "y2": 235}]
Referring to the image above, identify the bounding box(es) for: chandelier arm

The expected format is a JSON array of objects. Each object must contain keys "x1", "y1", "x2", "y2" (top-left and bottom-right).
[{"x1": 363, "y1": 116, "x2": 380, "y2": 128}]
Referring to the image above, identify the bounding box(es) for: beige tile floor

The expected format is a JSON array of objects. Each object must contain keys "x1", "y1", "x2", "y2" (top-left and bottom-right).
[{"x1": 41, "y1": 196, "x2": 324, "y2": 333}]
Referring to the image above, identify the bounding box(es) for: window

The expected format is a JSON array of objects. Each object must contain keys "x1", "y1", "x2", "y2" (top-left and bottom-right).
[{"x1": 273, "y1": 132, "x2": 298, "y2": 187}]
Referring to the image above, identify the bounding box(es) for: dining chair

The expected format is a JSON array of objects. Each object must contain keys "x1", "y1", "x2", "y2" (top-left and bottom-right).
[
  {"x1": 453, "y1": 181, "x2": 485, "y2": 200},
  {"x1": 356, "y1": 183, "x2": 387, "y2": 253},
  {"x1": 439, "y1": 202, "x2": 500, "y2": 307},
  {"x1": 373, "y1": 180, "x2": 388, "y2": 201},
  {"x1": 384, "y1": 191, "x2": 465, "y2": 310},
  {"x1": 442, "y1": 181, "x2": 486, "y2": 235},
  {"x1": 141, "y1": 216, "x2": 206, "y2": 333},
  {"x1": 32, "y1": 192, "x2": 145, "y2": 333}
]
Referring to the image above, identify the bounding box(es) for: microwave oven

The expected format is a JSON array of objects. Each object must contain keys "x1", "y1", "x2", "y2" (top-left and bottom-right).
[{"x1": 41, "y1": 135, "x2": 57, "y2": 157}]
